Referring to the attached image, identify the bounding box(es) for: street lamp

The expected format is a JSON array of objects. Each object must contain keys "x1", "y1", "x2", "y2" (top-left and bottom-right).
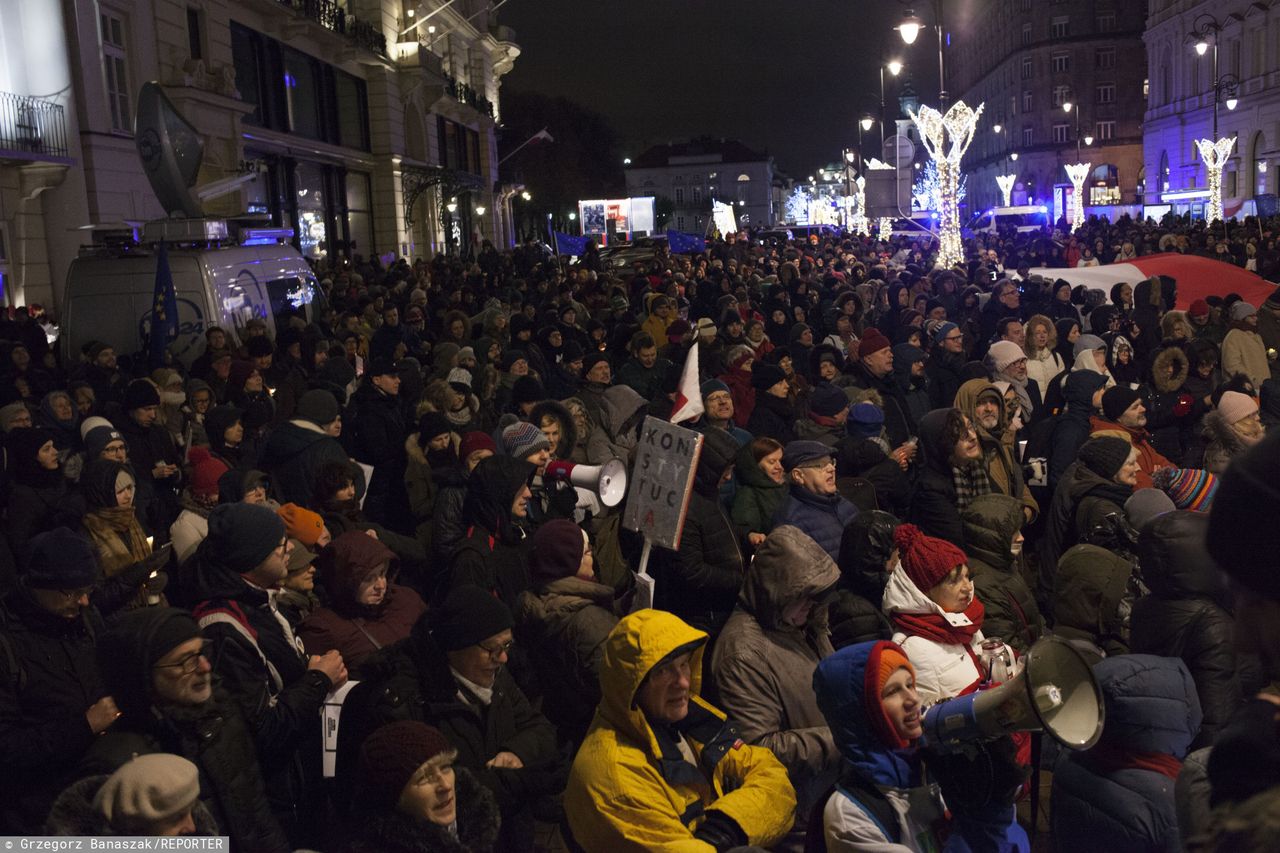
[
  {"x1": 520, "y1": 191, "x2": 531, "y2": 201},
  {"x1": 1063, "y1": 99, "x2": 1083, "y2": 160},
  {"x1": 993, "y1": 123, "x2": 1002, "y2": 134},
  {"x1": 896, "y1": 2, "x2": 948, "y2": 107},
  {"x1": 446, "y1": 199, "x2": 458, "y2": 214},
  {"x1": 475, "y1": 206, "x2": 486, "y2": 216},
  {"x1": 879, "y1": 59, "x2": 904, "y2": 152},
  {"x1": 1189, "y1": 14, "x2": 1240, "y2": 140},
  {"x1": 623, "y1": 157, "x2": 631, "y2": 165}
]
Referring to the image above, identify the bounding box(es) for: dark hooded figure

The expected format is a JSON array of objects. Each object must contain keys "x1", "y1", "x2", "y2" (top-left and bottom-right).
[
  {"x1": 651, "y1": 427, "x2": 745, "y2": 635},
  {"x1": 907, "y1": 408, "x2": 968, "y2": 545},
  {"x1": 829, "y1": 510, "x2": 899, "y2": 649},
  {"x1": 960, "y1": 494, "x2": 1045, "y2": 654},
  {"x1": 1048, "y1": 370, "x2": 1109, "y2": 491},
  {"x1": 1130, "y1": 511, "x2": 1248, "y2": 750},
  {"x1": 449, "y1": 456, "x2": 536, "y2": 612},
  {"x1": 5, "y1": 426, "x2": 83, "y2": 553},
  {"x1": 299, "y1": 531, "x2": 426, "y2": 678}
]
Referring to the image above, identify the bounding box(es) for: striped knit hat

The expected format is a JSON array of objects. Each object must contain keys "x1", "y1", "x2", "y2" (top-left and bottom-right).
[{"x1": 1152, "y1": 467, "x2": 1219, "y2": 512}]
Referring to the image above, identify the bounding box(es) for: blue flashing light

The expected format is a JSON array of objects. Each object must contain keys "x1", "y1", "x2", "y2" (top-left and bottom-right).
[{"x1": 1038, "y1": 206, "x2": 1048, "y2": 212}]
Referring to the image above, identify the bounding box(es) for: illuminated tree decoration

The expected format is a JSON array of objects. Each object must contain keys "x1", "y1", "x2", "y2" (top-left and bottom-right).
[
  {"x1": 879, "y1": 217, "x2": 895, "y2": 238},
  {"x1": 909, "y1": 100, "x2": 984, "y2": 269},
  {"x1": 1196, "y1": 137, "x2": 1236, "y2": 225},
  {"x1": 912, "y1": 160, "x2": 967, "y2": 213},
  {"x1": 996, "y1": 174, "x2": 1017, "y2": 208},
  {"x1": 850, "y1": 176, "x2": 870, "y2": 235},
  {"x1": 1065, "y1": 162, "x2": 1091, "y2": 232}
]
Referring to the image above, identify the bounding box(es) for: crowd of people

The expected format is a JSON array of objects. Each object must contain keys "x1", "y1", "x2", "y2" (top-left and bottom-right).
[{"x1": 0, "y1": 210, "x2": 1278, "y2": 852}]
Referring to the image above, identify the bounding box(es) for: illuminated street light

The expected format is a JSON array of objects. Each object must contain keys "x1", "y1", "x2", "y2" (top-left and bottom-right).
[
  {"x1": 887, "y1": 59, "x2": 903, "y2": 76},
  {"x1": 623, "y1": 157, "x2": 631, "y2": 165},
  {"x1": 993, "y1": 123, "x2": 1002, "y2": 134},
  {"x1": 897, "y1": 10, "x2": 923, "y2": 44},
  {"x1": 1195, "y1": 40, "x2": 1209, "y2": 55},
  {"x1": 475, "y1": 206, "x2": 486, "y2": 216},
  {"x1": 568, "y1": 212, "x2": 576, "y2": 221},
  {"x1": 520, "y1": 191, "x2": 531, "y2": 201},
  {"x1": 861, "y1": 116, "x2": 874, "y2": 132}
]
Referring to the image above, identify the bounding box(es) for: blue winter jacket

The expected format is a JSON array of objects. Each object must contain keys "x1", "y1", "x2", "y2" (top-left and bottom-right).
[
  {"x1": 812, "y1": 642, "x2": 1028, "y2": 852},
  {"x1": 1051, "y1": 654, "x2": 1203, "y2": 853},
  {"x1": 772, "y1": 484, "x2": 858, "y2": 560}
]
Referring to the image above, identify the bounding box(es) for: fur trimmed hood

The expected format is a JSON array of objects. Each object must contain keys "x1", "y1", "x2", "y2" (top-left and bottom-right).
[{"x1": 1150, "y1": 345, "x2": 1190, "y2": 394}]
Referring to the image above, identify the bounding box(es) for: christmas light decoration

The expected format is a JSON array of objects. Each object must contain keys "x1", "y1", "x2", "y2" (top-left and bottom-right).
[
  {"x1": 913, "y1": 160, "x2": 967, "y2": 214},
  {"x1": 909, "y1": 100, "x2": 984, "y2": 269},
  {"x1": 1196, "y1": 136, "x2": 1236, "y2": 224},
  {"x1": 1065, "y1": 162, "x2": 1091, "y2": 232},
  {"x1": 850, "y1": 176, "x2": 869, "y2": 235},
  {"x1": 879, "y1": 217, "x2": 894, "y2": 238},
  {"x1": 996, "y1": 174, "x2": 1017, "y2": 208}
]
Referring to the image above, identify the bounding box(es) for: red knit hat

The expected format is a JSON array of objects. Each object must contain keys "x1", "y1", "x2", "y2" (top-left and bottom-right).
[
  {"x1": 459, "y1": 430, "x2": 496, "y2": 463},
  {"x1": 858, "y1": 328, "x2": 892, "y2": 359},
  {"x1": 894, "y1": 523, "x2": 967, "y2": 592},
  {"x1": 188, "y1": 447, "x2": 229, "y2": 500},
  {"x1": 1188, "y1": 299, "x2": 1210, "y2": 319}
]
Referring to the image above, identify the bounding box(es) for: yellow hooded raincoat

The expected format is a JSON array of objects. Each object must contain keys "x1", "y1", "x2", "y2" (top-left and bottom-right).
[{"x1": 564, "y1": 609, "x2": 796, "y2": 851}]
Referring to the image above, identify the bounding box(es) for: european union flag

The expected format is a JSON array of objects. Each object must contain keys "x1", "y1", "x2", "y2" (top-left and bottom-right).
[
  {"x1": 149, "y1": 241, "x2": 179, "y2": 368},
  {"x1": 553, "y1": 231, "x2": 590, "y2": 256},
  {"x1": 666, "y1": 229, "x2": 706, "y2": 255}
]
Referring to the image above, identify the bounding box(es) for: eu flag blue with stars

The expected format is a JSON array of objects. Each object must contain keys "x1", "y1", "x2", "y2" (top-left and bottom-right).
[
  {"x1": 554, "y1": 231, "x2": 590, "y2": 256},
  {"x1": 149, "y1": 240, "x2": 179, "y2": 368},
  {"x1": 666, "y1": 229, "x2": 706, "y2": 254}
]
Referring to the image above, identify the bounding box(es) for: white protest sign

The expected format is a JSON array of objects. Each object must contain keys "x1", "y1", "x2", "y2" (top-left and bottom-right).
[{"x1": 622, "y1": 417, "x2": 703, "y2": 551}]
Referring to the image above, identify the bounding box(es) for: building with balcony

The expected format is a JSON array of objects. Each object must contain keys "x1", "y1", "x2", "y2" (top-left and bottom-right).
[
  {"x1": 948, "y1": 0, "x2": 1147, "y2": 222},
  {"x1": 1143, "y1": 0, "x2": 1280, "y2": 219},
  {"x1": 1, "y1": 0, "x2": 518, "y2": 311},
  {"x1": 624, "y1": 138, "x2": 777, "y2": 233}
]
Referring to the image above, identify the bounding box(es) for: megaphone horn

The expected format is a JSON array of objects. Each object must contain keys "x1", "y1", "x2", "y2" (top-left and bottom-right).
[
  {"x1": 922, "y1": 636, "x2": 1104, "y2": 751},
  {"x1": 545, "y1": 458, "x2": 628, "y2": 507}
]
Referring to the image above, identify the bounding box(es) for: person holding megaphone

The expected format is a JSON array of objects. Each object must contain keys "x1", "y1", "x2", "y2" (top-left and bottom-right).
[{"x1": 811, "y1": 640, "x2": 1030, "y2": 852}]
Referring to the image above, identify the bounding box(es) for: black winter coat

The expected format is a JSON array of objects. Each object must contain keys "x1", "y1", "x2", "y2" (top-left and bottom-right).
[
  {"x1": 342, "y1": 768, "x2": 500, "y2": 853},
  {"x1": 335, "y1": 622, "x2": 563, "y2": 853},
  {"x1": 187, "y1": 546, "x2": 332, "y2": 837},
  {"x1": 5, "y1": 481, "x2": 84, "y2": 554},
  {"x1": 745, "y1": 392, "x2": 797, "y2": 446},
  {"x1": 449, "y1": 457, "x2": 536, "y2": 613},
  {"x1": 651, "y1": 430, "x2": 744, "y2": 635},
  {"x1": 259, "y1": 420, "x2": 360, "y2": 507},
  {"x1": 351, "y1": 382, "x2": 409, "y2": 528},
  {"x1": 845, "y1": 364, "x2": 914, "y2": 446},
  {"x1": 0, "y1": 594, "x2": 105, "y2": 833},
  {"x1": 1130, "y1": 511, "x2": 1244, "y2": 750},
  {"x1": 115, "y1": 418, "x2": 181, "y2": 525},
  {"x1": 80, "y1": 689, "x2": 290, "y2": 852}
]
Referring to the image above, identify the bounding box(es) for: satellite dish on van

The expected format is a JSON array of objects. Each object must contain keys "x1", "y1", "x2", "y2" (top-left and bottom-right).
[{"x1": 135, "y1": 81, "x2": 206, "y2": 219}]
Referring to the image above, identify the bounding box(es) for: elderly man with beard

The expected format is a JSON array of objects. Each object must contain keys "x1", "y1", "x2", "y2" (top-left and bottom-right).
[
  {"x1": 986, "y1": 340, "x2": 1040, "y2": 429},
  {"x1": 1090, "y1": 386, "x2": 1172, "y2": 489},
  {"x1": 953, "y1": 379, "x2": 1039, "y2": 522},
  {"x1": 83, "y1": 607, "x2": 290, "y2": 852}
]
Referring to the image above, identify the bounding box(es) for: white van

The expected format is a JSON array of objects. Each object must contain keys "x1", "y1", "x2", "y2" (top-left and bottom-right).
[
  {"x1": 63, "y1": 241, "x2": 325, "y2": 367},
  {"x1": 964, "y1": 205, "x2": 1051, "y2": 236}
]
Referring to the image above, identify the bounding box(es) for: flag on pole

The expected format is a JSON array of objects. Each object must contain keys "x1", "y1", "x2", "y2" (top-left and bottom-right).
[
  {"x1": 149, "y1": 241, "x2": 179, "y2": 368},
  {"x1": 553, "y1": 231, "x2": 590, "y2": 256},
  {"x1": 669, "y1": 340, "x2": 704, "y2": 425},
  {"x1": 666, "y1": 229, "x2": 707, "y2": 254}
]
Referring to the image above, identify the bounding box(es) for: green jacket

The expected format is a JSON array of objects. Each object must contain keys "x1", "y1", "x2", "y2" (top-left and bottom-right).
[
  {"x1": 960, "y1": 494, "x2": 1045, "y2": 654},
  {"x1": 730, "y1": 443, "x2": 787, "y2": 544}
]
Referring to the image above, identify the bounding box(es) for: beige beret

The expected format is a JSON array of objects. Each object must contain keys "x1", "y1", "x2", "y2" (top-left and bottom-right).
[{"x1": 93, "y1": 754, "x2": 200, "y2": 826}]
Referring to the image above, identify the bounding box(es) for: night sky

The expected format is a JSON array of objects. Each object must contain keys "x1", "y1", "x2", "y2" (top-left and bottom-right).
[{"x1": 499, "y1": 0, "x2": 937, "y2": 178}]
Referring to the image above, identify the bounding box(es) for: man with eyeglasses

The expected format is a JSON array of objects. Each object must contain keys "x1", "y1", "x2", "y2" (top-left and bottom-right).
[
  {"x1": 565, "y1": 609, "x2": 795, "y2": 851},
  {"x1": 927, "y1": 321, "x2": 969, "y2": 409},
  {"x1": 0, "y1": 528, "x2": 114, "y2": 834},
  {"x1": 336, "y1": 585, "x2": 562, "y2": 852},
  {"x1": 771, "y1": 441, "x2": 859, "y2": 561},
  {"x1": 187, "y1": 502, "x2": 346, "y2": 847},
  {"x1": 85, "y1": 606, "x2": 290, "y2": 852},
  {"x1": 980, "y1": 279, "x2": 1025, "y2": 346}
]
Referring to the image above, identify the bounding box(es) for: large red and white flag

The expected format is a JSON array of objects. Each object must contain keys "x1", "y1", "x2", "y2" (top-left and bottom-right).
[{"x1": 669, "y1": 343, "x2": 704, "y2": 425}]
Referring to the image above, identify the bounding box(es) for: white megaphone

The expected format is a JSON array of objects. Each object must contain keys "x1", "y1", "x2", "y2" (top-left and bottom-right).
[
  {"x1": 922, "y1": 636, "x2": 1104, "y2": 751},
  {"x1": 545, "y1": 458, "x2": 628, "y2": 507}
]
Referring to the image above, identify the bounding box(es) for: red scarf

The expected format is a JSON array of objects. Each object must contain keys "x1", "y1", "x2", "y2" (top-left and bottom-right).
[
  {"x1": 892, "y1": 597, "x2": 985, "y2": 646},
  {"x1": 1082, "y1": 740, "x2": 1183, "y2": 782}
]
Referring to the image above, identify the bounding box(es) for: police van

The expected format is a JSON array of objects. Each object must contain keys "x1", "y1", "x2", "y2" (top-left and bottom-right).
[{"x1": 62, "y1": 221, "x2": 325, "y2": 367}]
